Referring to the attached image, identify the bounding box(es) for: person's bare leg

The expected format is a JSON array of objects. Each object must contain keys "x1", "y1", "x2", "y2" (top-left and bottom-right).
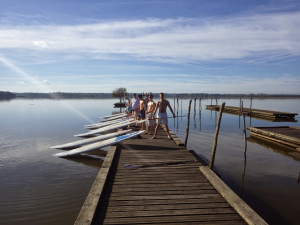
[
  {"x1": 165, "y1": 124, "x2": 171, "y2": 139},
  {"x1": 152, "y1": 124, "x2": 160, "y2": 139},
  {"x1": 145, "y1": 125, "x2": 149, "y2": 134},
  {"x1": 149, "y1": 125, "x2": 153, "y2": 135},
  {"x1": 140, "y1": 119, "x2": 145, "y2": 131}
]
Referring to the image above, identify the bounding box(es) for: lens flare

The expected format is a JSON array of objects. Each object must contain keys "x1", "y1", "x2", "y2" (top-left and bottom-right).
[{"x1": 0, "y1": 53, "x2": 94, "y2": 124}]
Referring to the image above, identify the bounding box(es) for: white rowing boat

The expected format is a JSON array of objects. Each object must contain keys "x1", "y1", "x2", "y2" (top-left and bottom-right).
[
  {"x1": 53, "y1": 130, "x2": 145, "y2": 157},
  {"x1": 84, "y1": 117, "x2": 133, "y2": 129},
  {"x1": 50, "y1": 129, "x2": 131, "y2": 149},
  {"x1": 75, "y1": 119, "x2": 146, "y2": 137},
  {"x1": 99, "y1": 112, "x2": 127, "y2": 119}
]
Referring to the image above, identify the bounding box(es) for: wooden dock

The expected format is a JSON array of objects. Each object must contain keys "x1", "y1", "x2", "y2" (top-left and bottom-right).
[
  {"x1": 206, "y1": 105, "x2": 298, "y2": 120},
  {"x1": 75, "y1": 126, "x2": 267, "y2": 225},
  {"x1": 247, "y1": 126, "x2": 300, "y2": 152}
]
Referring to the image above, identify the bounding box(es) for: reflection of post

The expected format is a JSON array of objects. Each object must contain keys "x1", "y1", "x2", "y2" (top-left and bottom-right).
[
  {"x1": 181, "y1": 97, "x2": 182, "y2": 120},
  {"x1": 184, "y1": 100, "x2": 192, "y2": 147},
  {"x1": 174, "y1": 98, "x2": 175, "y2": 111},
  {"x1": 209, "y1": 102, "x2": 225, "y2": 169},
  {"x1": 194, "y1": 98, "x2": 196, "y2": 129},
  {"x1": 199, "y1": 98, "x2": 202, "y2": 132},
  {"x1": 240, "y1": 101, "x2": 247, "y2": 196},
  {"x1": 297, "y1": 171, "x2": 300, "y2": 184},
  {"x1": 176, "y1": 98, "x2": 179, "y2": 130}
]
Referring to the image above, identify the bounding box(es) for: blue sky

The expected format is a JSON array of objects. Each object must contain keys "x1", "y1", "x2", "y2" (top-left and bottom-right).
[{"x1": 0, "y1": 0, "x2": 299, "y2": 94}]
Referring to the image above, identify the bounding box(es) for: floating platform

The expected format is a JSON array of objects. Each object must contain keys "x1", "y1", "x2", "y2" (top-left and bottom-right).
[
  {"x1": 75, "y1": 126, "x2": 266, "y2": 225},
  {"x1": 247, "y1": 126, "x2": 300, "y2": 152},
  {"x1": 206, "y1": 105, "x2": 298, "y2": 120},
  {"x1": 114, "y1": 103, "x2": 126, "y2": 107}
]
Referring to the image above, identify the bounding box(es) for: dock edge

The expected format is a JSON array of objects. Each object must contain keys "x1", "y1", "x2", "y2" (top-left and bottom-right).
[
  {"x1": 74, "y1": 146, "x2": 117, "y2": 225},
  {"x1": 199, "y1": 166, "x2": 268, "y2": 225}
]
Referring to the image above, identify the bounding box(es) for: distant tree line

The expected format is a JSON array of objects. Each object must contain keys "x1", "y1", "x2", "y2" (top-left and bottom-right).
[
  {"x1": 4, "y1": 91, "x2": 300, "y2": 99},
  {"x1": 0, "y1": 91, "x2": 16, "y2": 99}
]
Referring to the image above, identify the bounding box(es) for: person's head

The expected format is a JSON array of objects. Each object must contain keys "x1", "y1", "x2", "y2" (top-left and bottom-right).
[
  {"x1": 125, "y1": 96, "x2": 129, "y2": 100},
  {"x1": 160, "y1": 92, "x2": 164, "y2": 99},
  {"x1": 133, "y1": 93, "x2": 136, "y2": 98},
  {"x1": 149, "y1": 94, "x2": 153, "y2": 101},
  {"x1": 138, "y1": 94, "x2": 143, "y2": 100}
]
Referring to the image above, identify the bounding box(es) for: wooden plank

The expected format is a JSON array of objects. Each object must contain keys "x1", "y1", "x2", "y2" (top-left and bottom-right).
[
  {"x1": 99, "y1": 207, "x2": 237, "y2": 218},
  {"x1": 96, "y1": 214, "x2": 246, "y2": 224},
  {"x1": 99, "y1": 202, "x2": 231, "y2": 212},
  {"x1": 200, "y1": 166, "x2": 268, "y2": 225},
  {"x1": 247, "y1": 126, "x2": 300, "y2": 145},
  {"x1": 74, "y1": 146, "x2": 117, "y2": 225}
]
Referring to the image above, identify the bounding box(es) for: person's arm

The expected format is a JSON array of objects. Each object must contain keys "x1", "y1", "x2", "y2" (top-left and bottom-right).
[
  {"x1": 152, "y1": 101, "x2": 160, "y2": 118},
  {"x1": 167, "y1": 102, "x2": 176, "y2": 118}
]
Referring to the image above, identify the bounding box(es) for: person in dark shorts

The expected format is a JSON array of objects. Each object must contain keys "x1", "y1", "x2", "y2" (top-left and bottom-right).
[{"x1": 137, "y1": 94, "x2": 145, "y2": 130}]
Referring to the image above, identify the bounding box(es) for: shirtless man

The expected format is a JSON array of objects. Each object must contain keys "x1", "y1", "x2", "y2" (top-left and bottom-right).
[
  {"x1": 152, "y1": 92, "x2": 175, "y2": 139},
  {"x1": 145, "y1": 94, "x2": 156, "y2": 135},
  {"x1": 137, "y1": 94, "x2": 145, "y2": 130}
]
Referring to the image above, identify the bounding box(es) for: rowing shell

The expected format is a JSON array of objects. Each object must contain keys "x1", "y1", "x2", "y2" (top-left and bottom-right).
[
  {"x1": 84, "y1": 118, "x2": 133, "y2": 129},
  {"x1": 53, "y1": 130, "x2": 145, "y2": 157},
  {"x1": 100, "y1": 114, "x2": 128, "y2": 122},
  {"x1": 50, "y1": 129, "x2": 131, "y2": 149},
  {"x1": 99, "y1": 112, "x2": 127, "y2": 119},
  {"x1": 75, "y1": 119, "x2": 146, "y2": 137}
]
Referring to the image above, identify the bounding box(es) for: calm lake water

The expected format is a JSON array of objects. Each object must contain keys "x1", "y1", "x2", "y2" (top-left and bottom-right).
[{"x1": 0, "y1": 98, "x2": 299, "y2": 225}]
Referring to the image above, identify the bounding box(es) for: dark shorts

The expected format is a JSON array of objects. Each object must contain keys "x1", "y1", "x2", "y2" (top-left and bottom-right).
[{"x1": 138, "y1": 109, "x2": 145, "y2": 118}]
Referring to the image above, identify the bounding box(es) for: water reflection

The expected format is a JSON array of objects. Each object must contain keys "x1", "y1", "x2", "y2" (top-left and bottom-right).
[{"x1": 247, "y1": 136, "x2": 300, "y2": 163}]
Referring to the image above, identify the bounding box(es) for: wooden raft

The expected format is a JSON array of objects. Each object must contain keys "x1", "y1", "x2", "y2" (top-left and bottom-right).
[
  {"x1": 206, "y1": 105, "x2": 298, "y2": 120},
  {"x1": 247, "y1": 126, "x2": 300, "y2": 152},
  {"x1": 75, "y1": 127, "x2": 267, "y2": 225}
]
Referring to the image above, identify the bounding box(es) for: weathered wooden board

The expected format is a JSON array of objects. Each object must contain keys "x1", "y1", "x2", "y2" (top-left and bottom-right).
[
  {"x1": 247, "y1": 126, "x2": 300, "y2": 150},
  {"x1": 75, "y1": 126, "x2": 264, "y2": 225}
]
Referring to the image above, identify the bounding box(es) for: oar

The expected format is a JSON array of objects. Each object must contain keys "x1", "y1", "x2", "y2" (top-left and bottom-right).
[{"x1": 147, "y1": 115, "x2": 187, "y2": 120}]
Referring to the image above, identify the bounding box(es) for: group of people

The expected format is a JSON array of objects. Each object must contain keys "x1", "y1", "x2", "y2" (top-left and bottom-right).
[{"x1": 124, "y1": 92, "x2": 176, "y2": 139}]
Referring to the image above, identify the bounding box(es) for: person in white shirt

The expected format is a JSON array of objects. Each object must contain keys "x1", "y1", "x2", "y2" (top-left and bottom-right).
[{"x1": 131, "y1": 93, "x2": 140, "y2": 122}]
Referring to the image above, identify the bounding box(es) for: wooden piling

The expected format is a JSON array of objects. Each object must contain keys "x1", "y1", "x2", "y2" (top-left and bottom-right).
[
  {"x1": 240, "y1": 101, "x2": 247, "y2": 196},
  {"x1": 209, "y1": 102, "x2": 225, "y2": 169},
  {"x1": 184, "y1": 100, "x2": 192, "y2": 147}
]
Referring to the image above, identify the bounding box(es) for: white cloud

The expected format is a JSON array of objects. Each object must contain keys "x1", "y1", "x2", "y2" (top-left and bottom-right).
[
  {"x1": 16, "y1": 81, "x2": 25, "y2": 85},
  {"x1": 32, "y1": 41, "x2": 50, "y2": 48},
  {"x1": 41, "y1": 80, "x2": 51, "y2": 84},
  {"x1": 0, "y1": 12, "x2": 299, "y2": 64}
]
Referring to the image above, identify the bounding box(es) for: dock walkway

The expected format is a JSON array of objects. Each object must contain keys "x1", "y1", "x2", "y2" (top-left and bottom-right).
[{"x1": 75, "y1": 126, "x2": 267, "y2": 225}]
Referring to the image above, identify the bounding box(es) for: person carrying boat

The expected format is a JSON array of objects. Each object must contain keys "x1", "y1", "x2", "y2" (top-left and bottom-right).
[
  {"x1": 124, "y1": 96, "x2": 132, "y2": 118},
  {"x1": 152, "y1": 92, "x2": 175, "y2": 139},
  {"x1": 131, "y1": 93, "x2": 140, "y2": 122}
]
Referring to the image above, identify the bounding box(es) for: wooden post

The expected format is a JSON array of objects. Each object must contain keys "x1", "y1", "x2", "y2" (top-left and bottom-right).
[
  {"x1": 174, "y1": 98, "x2": 175, "y2": 110},
  {"x1": 209, "y1": 102, "x2": 225, "y2": 169},
  {"x1": 239, "y1": 97, "x2": 242, "y2": 113},
  {"x1": 184, "y1": 100, "x2": 192, "y2": 147},
  {"x1": 240, "y1": 101, "x2": 247, "y2": 196}
]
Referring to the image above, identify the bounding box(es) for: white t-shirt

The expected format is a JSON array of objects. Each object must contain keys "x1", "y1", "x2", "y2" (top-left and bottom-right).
[{"x1": 131, "y1": 97, "x2": 140, "y2": 109}]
